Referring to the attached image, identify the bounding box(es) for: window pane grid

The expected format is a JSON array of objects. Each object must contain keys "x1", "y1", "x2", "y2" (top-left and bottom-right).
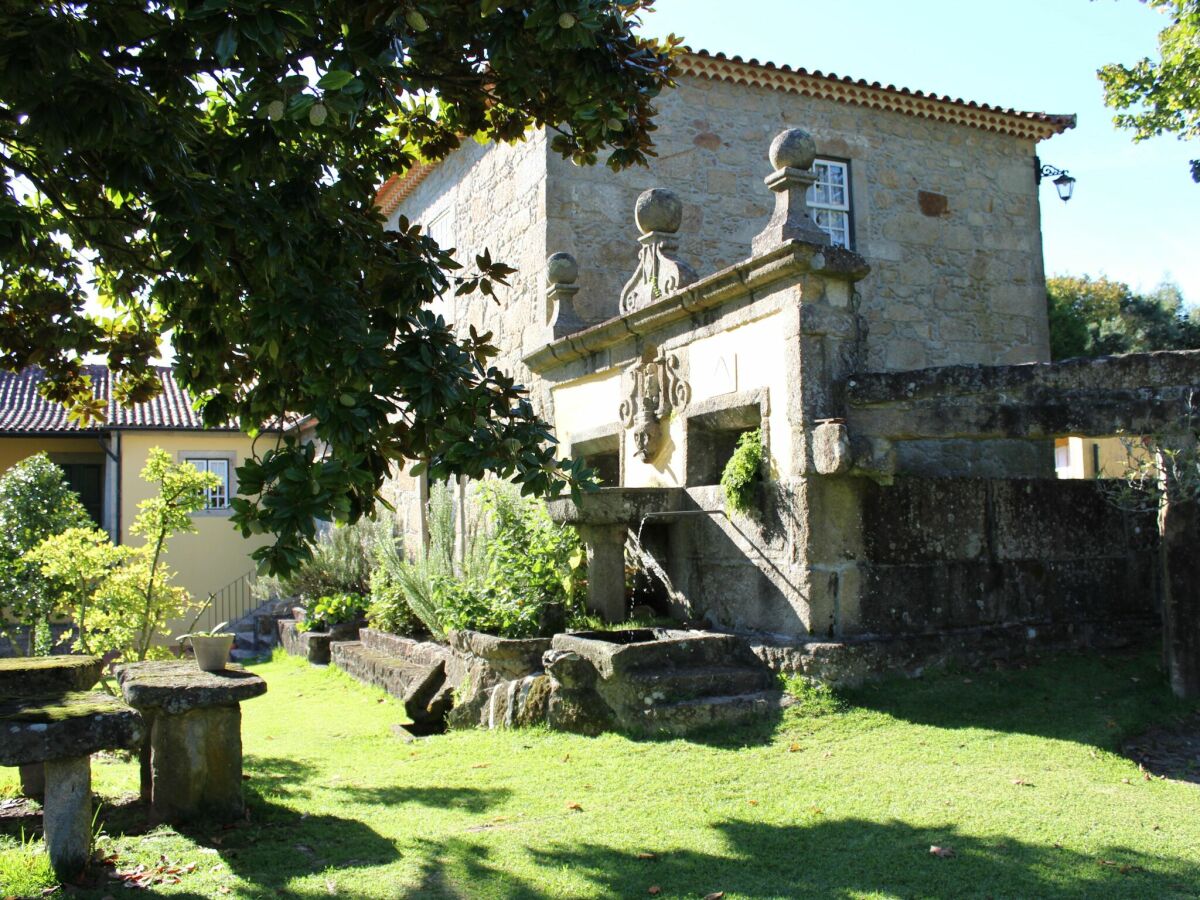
[
  {"x1": 807, "y1": 159, "x2": 852, "y2": 249},
  {"x1": 185, "y1": 457, "x2": 231, "y2": 510}
]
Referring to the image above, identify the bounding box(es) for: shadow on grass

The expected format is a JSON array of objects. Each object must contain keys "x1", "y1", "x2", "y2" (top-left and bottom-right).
[
  {"x1": 839, "y1": 647, "x2": 1198, "y2": 750},
  {"x1": 334, "y1": 784, "x2": 513, "y2": 812},
  {"x1": 168, "y1": 796, "x2": 401, "y2": 898},
  {"x1": 521, "y1": 817, "x2": 1200, "y2": 900},
  {"x1": 243, "y1": 754, "x2": 512, "y2": 813}
]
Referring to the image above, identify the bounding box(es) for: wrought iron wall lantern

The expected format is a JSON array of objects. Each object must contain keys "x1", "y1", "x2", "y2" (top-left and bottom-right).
[{"x1": 1035, "y1": 157, "x2": 1076, "y2": 202}]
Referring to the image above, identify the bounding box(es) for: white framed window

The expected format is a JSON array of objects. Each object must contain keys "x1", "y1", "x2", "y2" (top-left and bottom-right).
[
  {"x1": 182, "y1": 454, "x2": 233, "y2": 511},
  {"x1": 807, "y1": 158, "x2": 853, "y2": 249}
]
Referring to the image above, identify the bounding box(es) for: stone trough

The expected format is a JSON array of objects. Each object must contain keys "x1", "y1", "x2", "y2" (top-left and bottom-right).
[{"x1": 542, "y1": 628, "x2": 782, "y2": 735}]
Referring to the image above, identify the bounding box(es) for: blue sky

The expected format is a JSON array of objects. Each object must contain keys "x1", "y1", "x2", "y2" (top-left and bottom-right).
[{"x1": 640, "y1": 0, "x2": 1197, "y2": 303}]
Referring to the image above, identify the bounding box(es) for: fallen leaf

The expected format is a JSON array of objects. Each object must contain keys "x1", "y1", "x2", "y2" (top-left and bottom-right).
[
  {"x1": 566, "y1": 802, "x2": 583, "y2": 811},
  {"x1": 1011, "y1": 778, "x2": 1033, "y2": 787},
  {"x1": 929, "y1": 845, "x2": 956, "y2": 858},
  {"x1": 471, "y1": 763, "x2": 490, "y2": 769},
  {"x1": 648, "y1": 887, "x2": 661, "y2": 896},
  {"x1": 788, "y1": 742, "x2": 803, "y2": 753},
  {"x1": 747, "y1": 799, "x2": 759, "y2": 806},
  {"x1": 562, "y1": 754, "x2": 571, "y2": 762},
  {"x1": 703, "y1": 893, "x2": 725, "y2": 899}
]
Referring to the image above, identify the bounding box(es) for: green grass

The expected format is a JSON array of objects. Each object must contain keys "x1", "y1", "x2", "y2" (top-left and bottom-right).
[
  {"x1": 0, "y1": 829, "x2": 55, "y2": 898},
  {"x1": 2, "y1": 647, "x2": 1199, "y2": 899}
]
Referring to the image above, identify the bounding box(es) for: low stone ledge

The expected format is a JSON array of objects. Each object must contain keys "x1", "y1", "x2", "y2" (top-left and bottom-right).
[
  {"x1": 448, "y1": 630, "x2": 551, "y2": 680},
  {"x1": 114, "y1": 661, "x2": 267, "y2": 713},
  {"x1": 750, "y1": 617, "x2": 1161, "y2": 687},
  {"x1": 0, "y1": 691, "x2": 144, "y2": 766},
  {"x1": 0, "y1": 655, "x2": 102, "y2": 697}
]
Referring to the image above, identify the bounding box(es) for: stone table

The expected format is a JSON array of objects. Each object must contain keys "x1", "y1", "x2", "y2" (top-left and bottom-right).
[
  {"x1": 0, "y1": 655, "x2": 103, "y2": 798},
  {"x1": 0, "y1": 690, "x2": 144, "y2": 879},
  {"x1": 113, "y1": 661, "x2": 267, "y2": 824}
]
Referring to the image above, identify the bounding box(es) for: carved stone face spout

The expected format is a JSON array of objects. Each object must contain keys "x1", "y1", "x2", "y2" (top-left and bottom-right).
[
  {"x1": 631, "y1": 410, "x2": 661, "y2": 463},
  {"x1": 619, "y1": 351, "x2": 690, "y2": 466}
]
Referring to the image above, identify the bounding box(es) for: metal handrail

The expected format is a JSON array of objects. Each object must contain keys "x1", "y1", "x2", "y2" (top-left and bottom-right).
[{"x1": 205, "y1": 569, "x2": 259, "y2": 630}]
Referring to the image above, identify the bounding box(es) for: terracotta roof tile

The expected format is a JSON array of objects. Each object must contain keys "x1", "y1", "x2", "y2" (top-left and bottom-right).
[{"x1": 0, "y1": 365, "x2": 239, "y2": 434}]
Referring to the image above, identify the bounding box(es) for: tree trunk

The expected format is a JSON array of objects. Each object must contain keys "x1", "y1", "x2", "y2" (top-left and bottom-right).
[{"x1": 1158, "y1": 441, "x2": 1200, "y2": 699}]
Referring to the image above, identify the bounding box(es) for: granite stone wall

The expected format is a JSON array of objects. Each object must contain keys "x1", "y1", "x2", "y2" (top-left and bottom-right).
[{"x1": 544, "y1": 73, "x2": 1051, "y2": 372}]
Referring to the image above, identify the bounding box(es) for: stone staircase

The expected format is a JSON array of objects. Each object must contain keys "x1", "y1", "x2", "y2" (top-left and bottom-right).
[
  {"x1": 330, "y1": 629, "x2": 457, "y2": 734},
  {"x1": 545, "y1": 630, "x2": 785, "y2": 735},
  {"x1": 227, "y1": 598, "x2": 294, "y2": 663}
]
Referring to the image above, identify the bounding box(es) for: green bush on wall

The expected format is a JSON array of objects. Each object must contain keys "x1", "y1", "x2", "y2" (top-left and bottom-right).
[{"x1": 721, "y1": 428, "x2": 764, "y2": 514}]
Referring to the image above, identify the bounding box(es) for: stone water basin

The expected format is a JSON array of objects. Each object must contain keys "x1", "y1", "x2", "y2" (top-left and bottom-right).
[{"x1": 543, "y1": 628, "x2": 780, "y2": 734}]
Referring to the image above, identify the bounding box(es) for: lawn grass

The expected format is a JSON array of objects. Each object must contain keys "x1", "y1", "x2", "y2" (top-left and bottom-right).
[{"x1": 2, "y1": 646, "x2": 1198, "y2": 899}]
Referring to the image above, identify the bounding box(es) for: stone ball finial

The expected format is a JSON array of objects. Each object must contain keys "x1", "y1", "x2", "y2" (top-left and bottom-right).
[
  {"x1": 546, "y1": 252, "x2": 579, "y2": 285},
  {"x1": 769, "y1": 128, "x2": 817, "y2": 171},
  {"x1": 634, "y1": 188, "x2": 683, "y2": 235}
]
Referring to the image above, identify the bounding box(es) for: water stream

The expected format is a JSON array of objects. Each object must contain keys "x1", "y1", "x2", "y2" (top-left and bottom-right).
[{"x1": 628, "y1": 509, "x2": 727, "y2": 618}]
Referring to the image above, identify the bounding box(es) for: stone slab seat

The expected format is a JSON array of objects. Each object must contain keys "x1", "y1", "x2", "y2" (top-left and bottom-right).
[
  {"x1": 0, "y1": 655, "x2": 103, "y2": 697},
  {"x1": 114, "y1": 661, "x2": 266, "y2": 714},
  {"x1": 0, "y1": 690, "x2": 144, "y2": 880},
  {"x1": 0, "y1": 654, "x2": 104, "y2": 800},
  {"x1": 113, "y1": 661, "x2": 267, "y2": 825}
]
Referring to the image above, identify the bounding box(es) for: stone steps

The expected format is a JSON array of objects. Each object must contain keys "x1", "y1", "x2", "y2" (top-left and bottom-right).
[
  {"x1": 623, "y1": 664, "x2": 775, "y2": 703},
  {"x1": 636, "y1": 689, "x2": 785, "y2": 734}
]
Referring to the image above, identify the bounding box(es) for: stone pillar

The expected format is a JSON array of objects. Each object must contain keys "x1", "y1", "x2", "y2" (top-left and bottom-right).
[
  {"x1": 752, "y1": 129, "x2": 831, "y2": 255},
  {"x1": 752, "y1": 128, "x2": 872, "y2": 638},
  {"x1": 18, "y1": 762, "x2": 45, "y2": 800},
  {"x1": 1157, "y1": 437, "x2": 1200, "y2": 699},
  {"x1": 578, "y1": 524, "x2": 628, "y2": 623},
  {"x1": 546, "y1": 252, "x2": 585, "y2": 339},
  {"x1": 150, "y1": 706, "x2": 244, "y2": 823},
  {"x1": 43, "y1": 756, "x2": 92, "y2": 880}
]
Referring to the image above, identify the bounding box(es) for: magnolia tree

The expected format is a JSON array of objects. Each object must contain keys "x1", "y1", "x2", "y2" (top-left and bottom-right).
[
  {"x1": 0, "y1": 1, "x2": 679, "y2": 574},
  {"x1": 29, "y1": 449, "x2": 219, "y2": 662},
  {"x1": 0, "y1": 454, "x2": 92, "y2": 655}
]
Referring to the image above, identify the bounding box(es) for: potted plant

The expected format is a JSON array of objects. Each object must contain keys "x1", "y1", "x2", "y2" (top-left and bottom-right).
[{"x1": 180, "y1": 621, "x2": 234, "y2": 672}]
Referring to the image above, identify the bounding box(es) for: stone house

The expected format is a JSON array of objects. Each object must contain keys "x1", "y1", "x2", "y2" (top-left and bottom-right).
[
  {"x1": 379, "y1": 49, "x2": 1075, "y2": 380},
  {"x1": 375, "y1": 50, "x2": 1197, "y2": 681}
]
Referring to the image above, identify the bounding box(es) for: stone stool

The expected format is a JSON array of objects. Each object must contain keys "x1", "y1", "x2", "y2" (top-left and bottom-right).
[
  {"x1": 0, "y1": 655, "x2": 103, "y2": 798},
  {"x1": 0, "y1": 691, "x2": 144, "y2": 879},
  {"x1": 114, "y1": 661, "x2": 267, "y2": 824}
]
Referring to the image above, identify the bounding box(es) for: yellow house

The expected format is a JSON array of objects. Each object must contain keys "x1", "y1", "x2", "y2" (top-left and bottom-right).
[
  {"x1": 0, "y1": 365, "x2": 273, "y2": 635},
  {"x1": 1053, "y1": 435, "x2": 1153, "y2": 480}
]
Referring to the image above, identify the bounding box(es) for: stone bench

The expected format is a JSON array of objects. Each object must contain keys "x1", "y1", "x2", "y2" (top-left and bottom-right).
[
  {"x1": 0, "y1": 690, "x2": 144, "y2": 879},
  {"x1": 114, "y1": 661, "x2": 267, "y2": 824},
  {"x1": 0, "y1": 655, "x2": 104, "y2": 799}
]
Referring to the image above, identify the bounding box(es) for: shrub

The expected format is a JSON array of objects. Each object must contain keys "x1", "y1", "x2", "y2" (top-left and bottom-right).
[
  {"x1": 262, "y1": 517, "x2": 377, "y2": 603},
  {"x1": 0, "y1": 454, "x2": 92, "y2": 654},
  {"x1": 296, "y1": 592, "x2": 368, "y2": 633},
  {"x1": 721, "y1": 428, "x2": 764, "y2": 515},
  {"x1": 27, "y1": 449, "x2": 217, "y2": 662},
  {"x1": 372, "y1": 481, "x2": 586, "y2": 640}
]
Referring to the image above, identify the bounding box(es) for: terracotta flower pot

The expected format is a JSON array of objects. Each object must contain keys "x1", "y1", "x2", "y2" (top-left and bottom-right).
[{"x1": 190, "y1": 634, "x2": 234, "y2": 672}]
